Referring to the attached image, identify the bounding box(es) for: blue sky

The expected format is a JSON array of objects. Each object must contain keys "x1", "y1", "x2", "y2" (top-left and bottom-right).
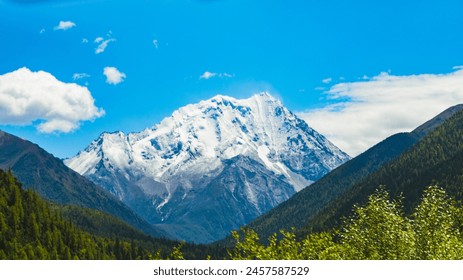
[{"x1": 1, "y1": 0, "x2": 463, "y2": 157}]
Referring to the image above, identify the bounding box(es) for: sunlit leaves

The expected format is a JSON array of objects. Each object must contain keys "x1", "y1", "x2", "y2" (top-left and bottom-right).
[{"x1": 229, "y1": 186, "x2": 463, "y2": 260}]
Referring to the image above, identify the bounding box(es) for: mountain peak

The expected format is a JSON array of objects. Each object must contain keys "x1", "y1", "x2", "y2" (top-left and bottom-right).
[
  {"x1": 248, "y1": 91, "x2": 282, "y2": 105},
  {"x1": 65, "y1": 93, "x2": 349, "y2": 243},
  {"x1": 253, "y1": 91, "x2": 274, "y2": 100},
  {"x1": 206, "y1": 92, "x2": 280, "y2": 107},
  {"x1": 209, "y1": 94, "x2": 236, "y2": 102}
]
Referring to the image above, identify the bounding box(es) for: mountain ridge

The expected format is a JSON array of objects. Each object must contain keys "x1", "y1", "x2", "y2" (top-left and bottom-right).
[
  {"x1": 65, "y1": 92, "x2": 350, "y2": 243},
  {"x1": 301, "y1": 104, "x2": 463, "y2": 234},
  {"x1": 0, "y1": 129, "x2": 168, "y2": 239}
]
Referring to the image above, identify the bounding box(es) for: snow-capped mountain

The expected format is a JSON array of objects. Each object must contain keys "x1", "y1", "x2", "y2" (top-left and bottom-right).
[{"x1": 65, "y1": 92, "x2": 350, "y2": 242}]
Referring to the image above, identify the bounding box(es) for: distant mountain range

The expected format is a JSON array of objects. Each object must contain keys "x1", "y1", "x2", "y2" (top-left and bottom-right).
[
  {"x1": 239, "y1": 104, "x2": 463, "y2": 241},
  {"x1": 65, "y1": 93, "x2": 350, "y2": 243}
]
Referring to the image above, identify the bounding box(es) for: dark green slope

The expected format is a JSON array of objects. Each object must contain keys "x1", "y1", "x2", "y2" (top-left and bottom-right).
[
  {"x1": 0, "y1": 169, "x2": 153, "y2": 259},
  {"x1": 0, "y1": 130, "x2": 168, "y2": 239},
  {"x1": 55, "y1": 205, "x2": 223, "y2": 259},
  {"x1": 240, "y1": 104, "x2": 463, "y2": 241},
  {"x1": 0, "y1": 169, "x2": 226, "y2": 259},
  {"x1": 57, "y1": 205, "x2": 155, "y2": 241},
  {"x1": 303, "y1": 105, "x2": 463, "y2": 233},
  {"x1": 245, "y1": 132, "x2": 418, "y2": 240}
]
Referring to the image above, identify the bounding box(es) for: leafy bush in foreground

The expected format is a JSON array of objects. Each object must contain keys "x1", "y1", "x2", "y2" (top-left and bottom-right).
[{"x1": 229, "y1": 186, "x2": 463, "y2": 260}]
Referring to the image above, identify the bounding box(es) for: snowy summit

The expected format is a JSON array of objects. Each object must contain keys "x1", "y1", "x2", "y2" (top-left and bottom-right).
[{"x1": 65, "y1": 93, "x2": 350, "y2": 242}]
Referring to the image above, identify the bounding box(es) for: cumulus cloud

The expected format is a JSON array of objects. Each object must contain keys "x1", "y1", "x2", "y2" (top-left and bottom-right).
[
  {"x1": 298, "y1": 68, "x2": 463, "y2": 156},
  {"x1": 54, "y1": 20, "x2": 76, "y2": 31},
  {"x1": 0, "y1": 67, "x2": 104, "y2": 133},
  {"x1": 103, "y1": 67, "x2": 126, "y2": 85},
  {"x1": 199, "y1": 71, "x2": 234, "y2": 80}
]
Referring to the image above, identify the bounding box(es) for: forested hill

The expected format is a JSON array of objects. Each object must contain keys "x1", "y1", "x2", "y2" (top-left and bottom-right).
[
  {"x1": 0, "y1": 169, "x2": 140, "y2": 259},
  {"x1": 302, "y1": 106, "x2": 463, "y2": 233},
  {"x1": 244, "y1": 132, "x2": 418, "y2": 241},
  {"x1": 0, "y1": 169, "x2": 223, "y2": 259}
]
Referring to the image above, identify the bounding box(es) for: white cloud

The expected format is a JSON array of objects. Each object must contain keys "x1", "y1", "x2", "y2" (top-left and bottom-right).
[
  {"x1": 199, "y1": 71, "x2": 234, "y2": 80},
  {"x1": 72, "y1": 73, "x2": 90, "y2": 80},
  {"x1": 82, "y1": 38, "x2": 89, "y2": 43},
  {"x1": 322, "y1": 77, "x2": 332, "y2": 84},
  {"x1": 103, "y1": 67, "x2": 126, "y2": 85},
  {"x1": 0, "y1": 67, "x2": 104, "y2": 133},
  {"x1": 200, "y1": 71, "x2": 217, "y2": 80},
  {"x1": 221, "y1": 73, "x2": 234, "y2": 78},
  {"x1": 95, "y1": 38, "x2": 116, "y2": 54},
  {"x1": 298, "y1": 68, "x2": 463, "y2": 156},
  {"x1": 94, "y1": 37, "x2": 104, "y2": 43},
  {"x1": 39, "y1": 28, "x2": 46, "y2": 34},
  {"x1": 54, "y1": 21, "x2": 76, "y2": 31},
  {"x1": 153, "y1": 39, "x2": 159, "y2": 48}
]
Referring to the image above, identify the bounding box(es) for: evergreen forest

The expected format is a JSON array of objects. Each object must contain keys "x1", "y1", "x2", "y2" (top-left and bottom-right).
[
  {"x1": 0, "y1": 169, "x2": 221, "y2": 260},
  {"x1": 2, "y1": 168, "x2": 463, "y2": 260}
]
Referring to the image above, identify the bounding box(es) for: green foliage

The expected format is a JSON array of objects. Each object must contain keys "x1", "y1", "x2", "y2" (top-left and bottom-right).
[
  {"x1": 411, "y1": 186, "x2": 463, "y2": 259},
  {"x1": 229, "y1": 186, "x2": 463, "y2": 260},
  {"x1": 168, "y1": 242, "x2": 186, "y2": 260},
  {"x1": 230, "y1": 227, "x2": 343, "y2": 260},
  {"x1": 339, "y1": 187, "x2": 415, "y2": 259}
]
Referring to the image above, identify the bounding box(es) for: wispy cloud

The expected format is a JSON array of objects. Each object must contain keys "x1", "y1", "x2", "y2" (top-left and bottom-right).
[
  {"x1": 54, "y1": 20, "x2": 76, "y2": 31},
  {"x1": 153, "y1": 39, "x2": 159, "y2": 48},
  {"x1": 200, "y1": 71, "x2": 217, "y2": 79},
  {"x1": 72, "y1": 73, "x2": 90, "y2": 80},
  {"x1": 39, "y1": 28, "x2": 46, "y2": 34},
  {"x1": 82, "y1": 38, "x2": 89, "y2": 43},
  {"x1": 0, "y1": 67, "x2": 104, "y2": 133},
  {"x1": 298, "y1": 68, "x2": 463, "y2": 156},
  {"x1": 322, "y1": 77, "x2": 332, "y2": 84},
  {"x1": 221, "y1": 73, "x2": 234, "y2": 78},
  {"x1": 95, "y1": 38, "x2": 116, "y2": 54},
  {"x1": 199, "y1": 71, "x2": 234, "y2": 80},
  {"x1": 103, "y1": 67, "x2": 126, "y2": 85}
]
